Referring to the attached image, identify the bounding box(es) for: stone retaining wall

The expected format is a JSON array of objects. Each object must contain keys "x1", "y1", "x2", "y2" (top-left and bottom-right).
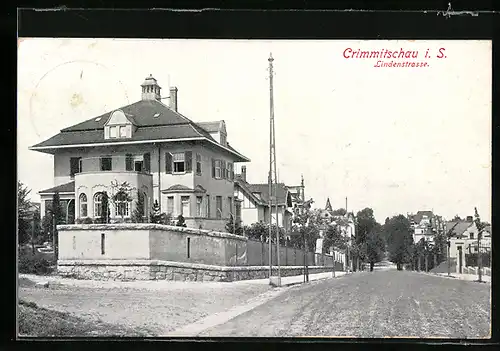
[{"x1": 57, "y1": 260, "x2": 334, "y2": 282}]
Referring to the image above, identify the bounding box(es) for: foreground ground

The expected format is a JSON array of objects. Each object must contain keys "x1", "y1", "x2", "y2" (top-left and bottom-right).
[
  {"x1": 18, "y1": 276, "x2": 272, "y2": 336},
  {"x1": 200, "y1": 270, "x2": 491, "y2": 338}
]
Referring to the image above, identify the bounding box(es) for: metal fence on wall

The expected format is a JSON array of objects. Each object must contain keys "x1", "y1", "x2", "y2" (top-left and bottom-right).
[
  {"x1": 465, "y1": 245, "x2": 491, "y2": 268},
  {"x1": 245, "y1": 238, "x2": 343, "y2": 268}
]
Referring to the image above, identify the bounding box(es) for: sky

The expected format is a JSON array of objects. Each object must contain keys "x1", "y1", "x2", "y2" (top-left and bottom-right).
[{"x1": 17, "y1": 39, "x2": 491, "y2": 223}]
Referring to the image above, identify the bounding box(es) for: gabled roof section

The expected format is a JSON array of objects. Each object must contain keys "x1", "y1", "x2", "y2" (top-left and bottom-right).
[
  {"x1": 446, "y1": 221, "x2": 473, "y2": 238},
  {"x1": 234, "y1": 176, "x2": 266, "y2": 206},
  {"x1": 105, "y1": 109, "x2": 136, "y2": 126},
  {"x1": 61, "y1": 100, "x2": 189, "y2": 132},
  {"x1": 39, "y1": 181, "x2": 75, "y2": 194},
  {"x1": 29, "y1": 99, "x2": 250, "y2": 162},
  {"x1": 247, "y1": 183, "x2": 291, "y2": 206},
  {"x1": 198, "y1": 120, "x2": 226, "y2": 134},
  {"x1": 409, "y1": 210, "x2": 434, "y2": 224}
]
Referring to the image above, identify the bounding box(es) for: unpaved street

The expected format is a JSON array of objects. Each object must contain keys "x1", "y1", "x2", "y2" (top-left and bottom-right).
[
  {"x1": 18, "y1": 280, "x2": 272, "y2": 336},
  {"x1": 200, "y1": 271, "x2": 491, "y2": 338}
]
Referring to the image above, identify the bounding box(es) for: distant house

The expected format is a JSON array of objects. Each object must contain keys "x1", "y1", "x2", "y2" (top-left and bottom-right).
[
  {"x1": 233, "y1": 166, "x2": 295, "y2": 232},
  {"x1": 30, "y1": 74, "x2": 250, "y2": 231},
  {"x1": 447, "y1": 219, "x2": 492, "y2": 258},
  {"x1": 408, "y1": 210, "x2": 445, "y2": 243}
]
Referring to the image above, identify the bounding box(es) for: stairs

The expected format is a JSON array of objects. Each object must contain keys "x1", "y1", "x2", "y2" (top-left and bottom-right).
[{"x1": 430, "y1": 258, "x2": 456, "y2": 274}]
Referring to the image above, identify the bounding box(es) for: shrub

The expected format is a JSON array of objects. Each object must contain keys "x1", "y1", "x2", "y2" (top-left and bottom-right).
[{"x1": 18, "y1": 250, "x2": 54, "y2": 275}]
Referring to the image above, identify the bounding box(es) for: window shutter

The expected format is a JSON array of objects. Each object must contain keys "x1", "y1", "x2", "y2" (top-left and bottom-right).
[
  {"x1": 125, "y1": 154, "x2": 133, "y2": 171},
  {"x1": 212, "y1": 158, "x2": 215, "y2": 178},
  {"x1": 185, "y1": 151, "x2": 192, "y2": 173},
  {"x1": 165, "y1": 153, "x2": 172, "y2": 174},
  {"x1": 143, "y1": 153, "x2": 151, "y2": 172}
]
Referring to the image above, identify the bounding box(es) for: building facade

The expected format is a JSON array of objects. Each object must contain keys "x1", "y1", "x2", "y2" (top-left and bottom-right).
[
  {"x1": 407, "y1": 210, "x2": 446, "y2": 244},
  {"x1": 233, "y1": 166, "x2": 294, "y2": 232},
  {"x1": 31, "y1": 75, "x2": 250, "y2": 231}
]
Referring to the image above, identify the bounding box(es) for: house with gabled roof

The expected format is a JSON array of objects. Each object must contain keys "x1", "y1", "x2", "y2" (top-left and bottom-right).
[
  {"x1": 447, "y1": 218, "x2": 492, "y2": 260},
  {"x1": 407, "y1": 210, "x2": 446, "y2": 244},
  {"x1": 30, "y1": 74, "x2": 250, "y2": 231},
  {"x1": 233, "y1": 166, "x2": 294, "y2": 232}
]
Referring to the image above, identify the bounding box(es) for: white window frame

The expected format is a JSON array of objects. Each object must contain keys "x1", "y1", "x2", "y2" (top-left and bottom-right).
[
  {"x1": 119, "y1": 125, "x2": 127, "y2": 138},
  {"x1": 93, "y1": 193, "x2": 103, "y2": 218},
  {"x1": 167, "y1": 196, "x2": 174, "y2": 215},
  {"x1": 215, "y1": 160, "x2": 222, "y2": 179},
  {"x1": 196, "y1": 154, "x2": 202, "y2": 175},
  {"x1": 79, "y1": 193, "x2": 88, "y2": 218},
  {"x1": 181, "y1": 196, "x2": 190, "y2": 217},
  {"x1": 196, "y1": 196, "x2": 203, "y2": 217},
  {"x1": 109, "y1": 126, "x2": 118, "y2": 138},
  {"x1": 216, "y1": 196, "x2": 222, "y2": 219},
  {"x1": 114, "y1": 192, "x2": 131, "y2": 218},
  {"x1": 173, "y1": 152, "x2": 186, "y2": 174}
]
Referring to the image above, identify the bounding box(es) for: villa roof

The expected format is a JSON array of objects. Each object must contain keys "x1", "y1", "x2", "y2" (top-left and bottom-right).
[
  {"x1": 197, "y1": 121, "x2": 224, "y2": 133},
  {"x1": 247, "y1": 183, "x2": 291, "y2": 206},
  {"x1": 234, "y1": 176, "x2": 292, "y2": 207},
  {"x1": 29, "y1": 99, "x2": 249, "y2": 162},
  {"x1": 445, "y1": 221, "x2": 473, "y2": 238},
  {"x1": 38, "y1": 181, "x2": 75, "y2": 194},
  {"x1": 410, "y1": 210, "x2": 434, "y2": 224}
]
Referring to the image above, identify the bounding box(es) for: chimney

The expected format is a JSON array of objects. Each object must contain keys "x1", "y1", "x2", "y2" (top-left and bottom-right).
[
  {"x1": 141, "y1": 74, "x2": 161, "y2": 101},
  {"x1": 241, "y1": 166, "x2": 247, "y2": 182},
  {"x1": 466, "y1": 216, "x2": 473, "y2": 222},
  {"x1": 169, "y1": 87, "x2": 178, "y2": 112}
]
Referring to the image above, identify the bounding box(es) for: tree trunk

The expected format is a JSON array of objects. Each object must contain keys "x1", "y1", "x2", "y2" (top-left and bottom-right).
[{"x1": 370, "y1": 261, "x2": 374, "y2": 272}]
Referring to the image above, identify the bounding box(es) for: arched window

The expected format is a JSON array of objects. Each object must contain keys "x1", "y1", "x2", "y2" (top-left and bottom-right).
[
  {"x1": 93, "y1": 192, "x2": 103, "y2": 217},
  {"x1": 114, "y1": 191, "x2": 131, "y2": 217},
  {"x1": 79, "y1": 193, "x2": 88, "y2": 217}
]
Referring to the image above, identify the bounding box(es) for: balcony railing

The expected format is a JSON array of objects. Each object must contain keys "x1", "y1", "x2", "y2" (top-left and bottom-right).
[{"x1": 74, "y1": 155, "x2": 151, "y2": 174}]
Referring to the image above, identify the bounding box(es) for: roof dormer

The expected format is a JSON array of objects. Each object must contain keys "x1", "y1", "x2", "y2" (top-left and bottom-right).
[
  {"x1": 104, "y1": 109, "x2": 135, "y2": 139},
  {"x1": 198, "y1": 120, "x2": 227, "y2": 146}
]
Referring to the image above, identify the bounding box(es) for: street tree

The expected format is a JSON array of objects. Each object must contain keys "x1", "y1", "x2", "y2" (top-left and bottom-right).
[
  {"x1": 322, "y1": 222, "x2": 347, "y2": 254},
  {"x1": 244, "y1": 222, "x2": 286, "y2": 245},
  {"x1": 474, "y1": 207, "x2": 486, "y2": 282},
  {"x1": 365, "y1": 224, "x2": 385, "y2": 271},
  {"x1": 353, "y1": 208, "x2": 378, "y2": 270},
  {"x1": 225, "y1": 214, "x2": 243, "y2": 235},
  {"x1": 131, "y1": 191, "x2": 145, "y2": 223},
  {"x1": 384, "y1": 214, "x2": 413, "y2": 270},
  {"x1": 18, "y1": 181, "x2": 32, "y2": 245}
]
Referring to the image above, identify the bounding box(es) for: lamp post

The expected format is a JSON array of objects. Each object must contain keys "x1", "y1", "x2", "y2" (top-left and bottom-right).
[
  {"x1": 446, "y1": 239, "x2": 451, "y2": 277},
  {"x1": 477, "y1": 231, "x2": 482, "y2": 283}
]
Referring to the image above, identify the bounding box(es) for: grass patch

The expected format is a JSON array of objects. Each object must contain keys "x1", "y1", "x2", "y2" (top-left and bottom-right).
[
  {"x1": 18, "y1": 277, "x2": 37, "y2": 288},
  {"x1": 18, "y1": 299, "x2": 155, "y2": 337}
]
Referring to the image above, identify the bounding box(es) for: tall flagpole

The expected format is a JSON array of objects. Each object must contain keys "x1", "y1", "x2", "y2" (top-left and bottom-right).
[{"x1": 268, "y1": 52, "x2": 281, "y2": 286}]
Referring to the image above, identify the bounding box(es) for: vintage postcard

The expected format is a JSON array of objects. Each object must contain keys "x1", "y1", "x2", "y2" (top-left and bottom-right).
[{"x1": 17, "y1": 38, "x2": 491, "y2": 338}]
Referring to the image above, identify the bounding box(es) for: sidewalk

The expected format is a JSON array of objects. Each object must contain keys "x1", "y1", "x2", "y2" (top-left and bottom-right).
[
  {"x1": 234, "y1": 271, "x2": 347, "y2": 287},
  {"x1": 429, "y1": 272, "x2": 491, "y2": 283},
  {"x1": 19, "y1": 270, "x2": 346, "y2": 291}
]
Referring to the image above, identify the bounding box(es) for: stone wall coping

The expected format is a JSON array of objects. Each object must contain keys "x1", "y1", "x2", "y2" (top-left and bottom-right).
[
  {"x1": 57, "y1": 259, "x2": 331, "y2": 272},
  {"x1": 57, "y1": 223, "x2": 248, "y2": 241}
]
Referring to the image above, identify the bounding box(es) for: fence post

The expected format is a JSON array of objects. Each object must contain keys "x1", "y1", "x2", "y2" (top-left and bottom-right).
[{"x1": 294, "y1": 248, "x2": 297, "y2": 266}]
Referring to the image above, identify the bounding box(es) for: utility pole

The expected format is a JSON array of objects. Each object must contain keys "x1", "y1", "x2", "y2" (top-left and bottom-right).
[
  {"x1": 475, "y1": 207, "x2": 483, "y2": 283},
  {"x1": 268, "y1": 52, "x2": 280, "y2": 286},
  {"x1": 345, "y1": 196, "x2": 350, "y2": 273},
  {"x1": 31, "y1": 214, "x2": 36, "y2": 255}
]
